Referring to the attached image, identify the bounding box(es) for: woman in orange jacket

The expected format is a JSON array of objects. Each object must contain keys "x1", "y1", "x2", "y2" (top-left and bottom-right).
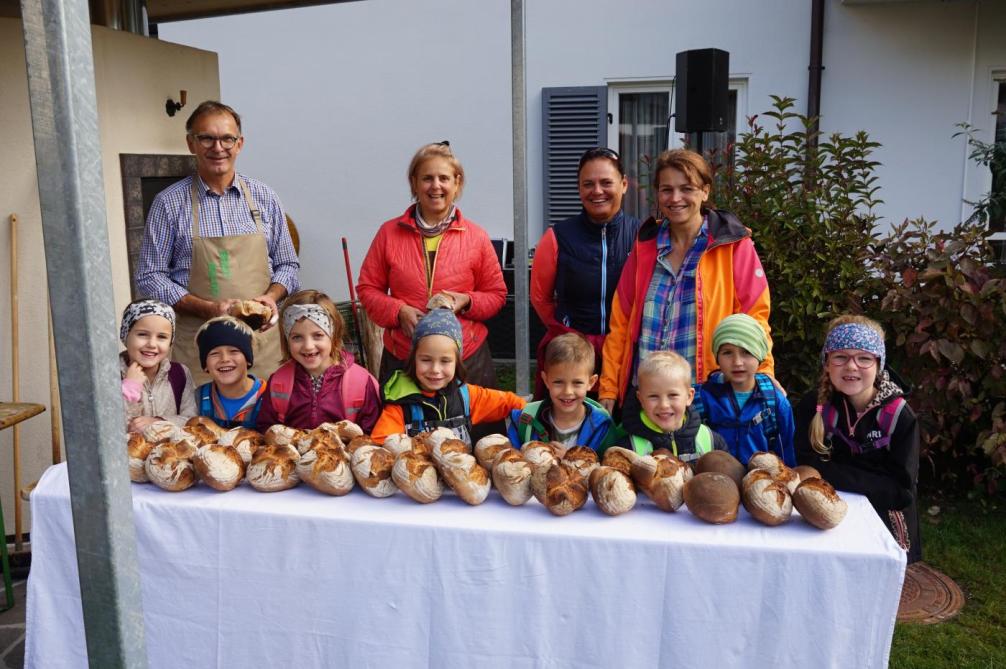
[{"x1": 599, "y1": 149, "x2": 774, "y2": 412}]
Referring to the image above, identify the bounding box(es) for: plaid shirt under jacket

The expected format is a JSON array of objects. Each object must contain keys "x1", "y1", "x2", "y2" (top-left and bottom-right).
[
  {"x1": 635, "y1": 219, "x2": 709, "y2": 383},
  {"x1": 136, "y1": 174, "x2": 300, "y2": 305}
]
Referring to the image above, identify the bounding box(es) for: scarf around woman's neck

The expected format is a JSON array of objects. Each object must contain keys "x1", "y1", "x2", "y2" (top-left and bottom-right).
[{"x1": 414, "y1": 204, "x2": 457, "y2": 238}]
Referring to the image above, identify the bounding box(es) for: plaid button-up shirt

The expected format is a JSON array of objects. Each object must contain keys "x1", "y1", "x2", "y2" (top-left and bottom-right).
[
  {"x1": 635, "y1": 219, "x2": 708, "y2": 383},
  {"x1": 136, "y1": 174, "x2": 299, "y2": 304}
]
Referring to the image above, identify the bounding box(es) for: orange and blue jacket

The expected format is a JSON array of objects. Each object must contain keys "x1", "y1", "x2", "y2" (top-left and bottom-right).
[{"x1": 599, "y1": 209, "x2": 774, "y2": 406}]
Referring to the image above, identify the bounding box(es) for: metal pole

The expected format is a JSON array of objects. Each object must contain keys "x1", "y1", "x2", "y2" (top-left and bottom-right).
[
  {"x1": 511, "y1": 0, "x2": 530, "y2": 397},
  {"x1": 19, "y1": 0, "x2": 148, "y2": 665}
]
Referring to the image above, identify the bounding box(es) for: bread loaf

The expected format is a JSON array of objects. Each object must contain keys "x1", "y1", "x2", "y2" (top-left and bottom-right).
[
  {"x1": 432, "y1": 438, "x2": 471, "y2": 467},
  {"x1": 793, "y1": 465, "x2": 821, "y2": 482},
  {"x1": 193, "y1": 444, "x2": 245, "y2": 491},
  {"x1": 631, "y1": 454, "x2": 687, "y2": 512},
  {"x1": 383, "y1": 433, "x2": 414, "y2": 457},
  {"x1": 145, "y1": 442, "x2": 197, "y2": 491},
  {"x1": 297, "y1": 444, "x2": 355, "y2": 496},
  {"x1": 350, "y1": 444, "x2": 398, "y2": 497},
  {"x1": 246, "y1": 444, "x2": 300, "y2": 492},
  {"x1": 562, "y1": 446, "x2": 599, "y2": 479},
  {"x1": 694, "y1": 451, "x2": 746, "y2": 489},
  {"x1": 543, "y1": 463, "x2": 589, "y2": 516},
  {"x1": 127, "y1": 433, "x2": 154, "y2": 483},
  {"x1": 264, "y1": 424, "x2": 304, "y2": 447},
  {"x1": 741, "y1": 469, "x2": 792, "y2": 526},
  {"x1": 185, "y1": 416, "x2": 226, "y2": 439},
  {"x1": 345, "y1": 435, "x2": 378, "y2": 454},
  {"x1": 295, "y1": 429, "x2": 343, "y2": 456},
  {"x1": 491, "y1": 449, "x2": 533, "y2": 506},
  {"x1": 682, "y1": 472, "x2": 740, "y2": 524},
  {"x1": 589, "y1": 466, "x2": 637, "y2": 516},
  {"x1": 523, "y1": 442, "x2": 561, "y2": 503},
  {"x1": 474, "y1": 434, "x2": 512, "y2": 470},
  {"x1": 228, "y1": 299, "x2": 272, "y2": 330},
  {"x1": 438, "y1": 451, "x2": 491, "y2": 505},
  {"x1": 219, "y1": 428, "x2": 264, "y2": 464},
  {"x1": 774, "y1": 465, "x2": 800, "y2": 494},
  {"x1": 317, "y1": 420, "x2": 364, "y2": 443},
  {"x1": 392, "y1": 451, "x2": 443, "y2": 503},
  {"x1": 141, "y1": 420, "x2": 185, "y2": 444},
  {"x1": 793, "y1": 478, "x2": 848, "y2": 529},
  {"x1": 747, "y1": 451, "x2": 784, "y2": 475},
  {"x1": 601, "y1": 447, "x2": 641, "y2": 477}
]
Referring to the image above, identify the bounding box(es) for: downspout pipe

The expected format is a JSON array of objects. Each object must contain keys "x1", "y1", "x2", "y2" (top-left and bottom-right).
[{"x1": 807, "y1": 0, "x2": 825, "y2": 148}]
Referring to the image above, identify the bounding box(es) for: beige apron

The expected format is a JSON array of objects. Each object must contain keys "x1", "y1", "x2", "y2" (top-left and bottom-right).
[{"x1": 172, "y1": 177, "x2": 284, "y2": 385}]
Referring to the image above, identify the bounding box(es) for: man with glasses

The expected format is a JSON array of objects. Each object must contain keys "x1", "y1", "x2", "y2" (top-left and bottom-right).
[{"x1": 136, "y1": 100, "x2": 299, "y2": 383}]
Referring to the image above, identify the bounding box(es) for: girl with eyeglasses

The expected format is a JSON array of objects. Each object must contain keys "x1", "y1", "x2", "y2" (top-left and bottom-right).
[{"x1": 794, "y1": 314, "x2": 921, "y2": 563}]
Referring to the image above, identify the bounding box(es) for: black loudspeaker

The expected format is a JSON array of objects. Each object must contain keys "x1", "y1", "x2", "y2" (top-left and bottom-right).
[{"x1": 675, "y1": 48, "x2": 730, "y2": 133}]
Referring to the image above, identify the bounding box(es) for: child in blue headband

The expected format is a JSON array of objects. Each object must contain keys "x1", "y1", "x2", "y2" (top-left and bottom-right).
[{"x1": 794, "y1": 315, "x2": 921, "y2": 563}]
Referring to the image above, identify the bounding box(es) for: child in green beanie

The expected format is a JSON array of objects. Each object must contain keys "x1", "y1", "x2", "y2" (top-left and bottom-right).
[{"x1": 692, "y1": 314, "x2": 795, "y2": 466}]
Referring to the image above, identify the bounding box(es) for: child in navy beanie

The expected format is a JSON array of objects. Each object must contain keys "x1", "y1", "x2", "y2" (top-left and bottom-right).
[{"x1": 195, "y1": 316, "x2": 267, "y2": 429}]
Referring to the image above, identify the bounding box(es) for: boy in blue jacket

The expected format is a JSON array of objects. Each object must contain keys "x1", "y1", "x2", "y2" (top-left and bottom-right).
[
  {"x1": 694, "y1": 314, "x2": 795, "y2": 466},
  {"x1": 509, "y1": 333, "x2": 614, "y2": 451}
]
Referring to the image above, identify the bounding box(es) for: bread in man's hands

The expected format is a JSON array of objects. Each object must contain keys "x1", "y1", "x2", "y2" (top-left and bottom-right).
[{"x1": 228, "y1": 299, "x2": 273, "y2": 330}]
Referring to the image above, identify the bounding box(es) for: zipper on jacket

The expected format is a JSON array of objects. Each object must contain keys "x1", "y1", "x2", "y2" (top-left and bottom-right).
[{"x1": 600, "y1": 224, "x2": 608, "y2": 333}]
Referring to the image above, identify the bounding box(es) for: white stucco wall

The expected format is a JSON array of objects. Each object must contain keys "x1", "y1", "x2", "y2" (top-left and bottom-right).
[
  {"x1": 160, "y1": 0, "x2": 1004, "y2": 298},
  {"x1": 0, "y1": 19, "x2": 219, "y2": 535}
]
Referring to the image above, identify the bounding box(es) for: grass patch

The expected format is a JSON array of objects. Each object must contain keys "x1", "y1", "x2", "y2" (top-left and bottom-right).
[{"x1": 890, "y1": 497, "x2": 1005, "y2": 669}]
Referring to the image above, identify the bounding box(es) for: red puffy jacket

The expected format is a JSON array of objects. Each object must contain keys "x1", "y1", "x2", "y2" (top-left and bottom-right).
[{"x1": 357, "y1": 205, "x2": 507, "y2": 361}]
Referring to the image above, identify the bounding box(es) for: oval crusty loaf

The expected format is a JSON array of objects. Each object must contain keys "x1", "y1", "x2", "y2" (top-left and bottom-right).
[
  {"x1": 246, "y1": 443, "x2": 300, "y2": 492},
  {"x1": 317, "y1": 420, "x2": 364, "y2": 443},
  {"x1": 297, "y1": 444, "x2": 355, "y2": 496},
  {"x1": 383, "y1": 433, "x2": 414, "y2": 457},
  {"x1": 295, "y1": 429, "x2": 343, "y2": 456},
  {"x1": 345, "y1": 435, "x2": 378, "y2": 455},
  {"x1": 601, "y1": 447, "x2": 641, "y2": 477},
  {"x1": 631, "y1": 454, "x2": 687, "y2": 512},
  {"x1": 747, "y1": 451, "x2": 785, "y2": 475},
  {"x1": 474, "y1": 433, "x2": 513, "y2": 470},
  {"x1": 350, "y1": 444, "x2": 398, "y2": 497},
  {"x1": 793, "y1": 478, "x2": 848, "y2": 529},
  {"x1": 392, "y1": 451, "x2": 443, "y2": 503},
  {"x1": 652, "y1": 449, "x2": 694, "y2": 483},
  {"x1": 774, "y1": 465, "x2": 800, "y2": 494},
  {"x1": 523, "y1": 442, "x2": 561, "y2": 503},
  {"x1": 589, "y1": 466, "x2": 637, "y2": 516},
  {"x1": 127, "y1": 433, "x2": 154, "y2": 483},
  {"x1": 263, "y1": 424, "x2": 304, "y2": 447},
  {"x1": 683, "y1": 472, "x2": 740, "y2": 524},
  {"x1": 741, "y1": 469, "x2": 792, "y2": 526},
  {"x1": 793, "y1": 464, "x2": 821, "y2": 482},
  {"x1": 144, "y1": 441, "x2": 197, "y2": 492},
  {"x1": 185, "y1": 415, "x2": 226, "y2": 439},
  {"x1": 437, "y1": 451, "x2": 491, "y2": 505},
  {"x1": 141, "y1": 420, "x2": 185, "y2": 444},
  {"x1": 432, "y1": 438, "x2": 471, "y2": 467},
  {"x1": 562, "y1": 446, "x2": 600, "y2": 479},
  {"x1": 492, "y1": 449, "x2": 533, "y2": 506},
  {"x1": 694, "y1": 451, "x2": 746, "y2": 489},
  {"x1": 219, "y1": 427, "x2": 264, "y2": 463},
  {"x1": 193, "y1": 444, "x2": 245, "y2": 491},
  {"x1": 543, "y1": 462, "x2": 589, "y2": 516}
]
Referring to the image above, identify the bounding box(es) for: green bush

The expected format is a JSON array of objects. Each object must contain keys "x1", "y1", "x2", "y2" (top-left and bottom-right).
[{"x1": 715, "y1": 97, "x2": 1006, "y2": 495}]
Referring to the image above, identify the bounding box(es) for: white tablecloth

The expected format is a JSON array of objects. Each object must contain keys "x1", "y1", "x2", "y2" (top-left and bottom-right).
[{"x1": 26, "y1": 462, "x2": 906, "y2": 668}]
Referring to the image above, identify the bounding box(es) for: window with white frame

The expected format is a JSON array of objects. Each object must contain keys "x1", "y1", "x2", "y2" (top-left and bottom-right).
[{"x1": 607, "y1": 79, "x2": 746, "y2": 220}]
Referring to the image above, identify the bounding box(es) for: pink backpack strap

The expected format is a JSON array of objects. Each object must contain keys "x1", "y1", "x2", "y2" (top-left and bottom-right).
[
  {"x1": 269, "y1": 360, "x2": 298, "y2": 424},
  {"x1": 873, "y1": 397, "x2": 906, "y2": 449},
  {"x1": 340, "y1": 362, "x2": 379, "y2": 421}
]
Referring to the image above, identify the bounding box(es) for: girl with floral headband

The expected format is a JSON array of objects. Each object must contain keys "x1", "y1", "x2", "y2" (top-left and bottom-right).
[
  {"x1": 794, "y1": 315, "x2": 921, "y2": 563},
  {"x1": 256, "y1": 289, "x2": 381, "y2": 432},
  {"x1": 119, "y1": 298, "x2": 197, "y2": 433}
]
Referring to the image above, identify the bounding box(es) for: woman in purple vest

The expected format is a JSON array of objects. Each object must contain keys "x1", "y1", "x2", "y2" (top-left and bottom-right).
[{"x1": 530, "y1": 147, "x2": 642, "y2": 400}]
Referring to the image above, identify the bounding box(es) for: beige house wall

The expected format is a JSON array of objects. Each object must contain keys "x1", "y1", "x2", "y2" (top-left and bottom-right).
[{"x1": 0, "y1": 18, "x2": 219, "y2": 539}]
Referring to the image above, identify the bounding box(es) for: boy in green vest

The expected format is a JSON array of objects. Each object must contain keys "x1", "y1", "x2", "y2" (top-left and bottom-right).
[
  {"x1": 614, "y1": 350, "x2": 725, "y2": 460},
  {"x1": 508, "y1": 333, "x2": 615, "y2": 451}
]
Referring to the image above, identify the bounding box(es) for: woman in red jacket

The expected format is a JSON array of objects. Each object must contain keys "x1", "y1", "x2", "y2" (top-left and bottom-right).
[{"x1": 357, "y1": 142, "x2": 507, "y2": 392}]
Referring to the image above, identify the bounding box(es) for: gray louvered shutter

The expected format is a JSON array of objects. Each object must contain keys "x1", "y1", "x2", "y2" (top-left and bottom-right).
[{"x1": 541, "y1": 86, "x2": 607, "y2": 228}]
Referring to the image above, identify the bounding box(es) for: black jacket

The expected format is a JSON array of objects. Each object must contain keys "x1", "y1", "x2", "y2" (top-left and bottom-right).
[{"x1": 616, "y1": 393, "x2": 726, "y2": 461}]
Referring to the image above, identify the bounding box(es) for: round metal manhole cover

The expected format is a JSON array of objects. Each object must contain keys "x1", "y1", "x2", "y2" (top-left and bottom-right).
[{"x1": 897, "y1": 561, "x2": 965, "y2": 624}]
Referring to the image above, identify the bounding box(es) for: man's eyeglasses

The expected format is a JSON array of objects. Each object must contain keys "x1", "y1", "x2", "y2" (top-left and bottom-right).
[
  {"x1": 828, "y1": 353, "x2": 878, "y2": 369},
  {"x1": 192, "y1": 134, "x2": 240, "y2": 149}
]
